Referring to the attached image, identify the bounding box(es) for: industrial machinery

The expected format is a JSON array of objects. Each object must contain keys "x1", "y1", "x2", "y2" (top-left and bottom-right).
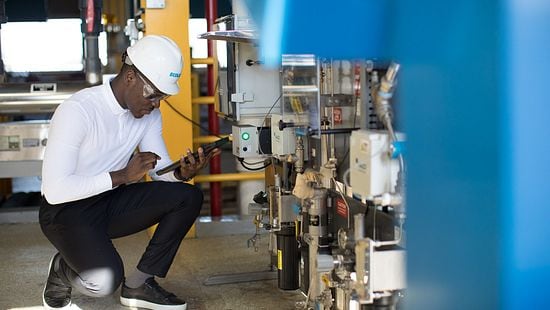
[
  {"x1": 0, "y1": 120, "x2": 49, "y2": 178},
  {"x1": 0, "y1": 0, "x2": 105, "y2": 181},
  {"x1": 257, "y1": 58, "x2": 406, "y2": 310},
  {"x1": 204, "y1": 9, "x2": 407, "y2": 305}
]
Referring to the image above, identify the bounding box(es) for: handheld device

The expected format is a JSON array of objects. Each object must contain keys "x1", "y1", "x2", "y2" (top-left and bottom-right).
[{"x1": 156, "y1": 137, "x2": 230, "y2": 176}]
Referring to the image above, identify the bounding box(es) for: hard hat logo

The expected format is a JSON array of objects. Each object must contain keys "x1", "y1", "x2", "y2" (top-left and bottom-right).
[{"x1": 126, "y1": 35, "x2": 184, "y2": 95}]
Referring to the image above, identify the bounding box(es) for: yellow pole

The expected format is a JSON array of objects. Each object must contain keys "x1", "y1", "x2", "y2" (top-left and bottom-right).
[
  {"x1": 143, "y1": 1, "x2": 193, "y2": 160},
  {"x1": 142, "y1": 1, "x2": 196, "y2": 238}
]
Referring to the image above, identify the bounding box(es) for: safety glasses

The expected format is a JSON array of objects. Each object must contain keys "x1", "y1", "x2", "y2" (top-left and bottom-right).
[{"x1": 135, "y1": 69, "x2": 169, "y2": 102}]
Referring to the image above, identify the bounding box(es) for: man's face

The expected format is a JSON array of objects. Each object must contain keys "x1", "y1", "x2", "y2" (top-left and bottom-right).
[{"x1": 127, "y1": 69, "x2": 168, "y2": 118}]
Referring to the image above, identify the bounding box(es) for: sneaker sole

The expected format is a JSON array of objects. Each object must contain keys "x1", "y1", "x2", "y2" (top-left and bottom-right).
[
  {"x1": 120, "y1": 296, "x2": 187, "y2": 310},
  {"x1": 42, "y1": 254, "x2": 72, "y2": 310}
]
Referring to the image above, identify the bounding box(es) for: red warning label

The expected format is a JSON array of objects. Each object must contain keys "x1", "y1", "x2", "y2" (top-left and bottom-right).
[{"x1": 336, "y1": 198, "x2": 348, "y2": 218}]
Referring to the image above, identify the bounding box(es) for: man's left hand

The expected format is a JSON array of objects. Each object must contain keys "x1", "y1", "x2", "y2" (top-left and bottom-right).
[{"x1": 176, "y1": 147, "x2": 221, "y2": 181}]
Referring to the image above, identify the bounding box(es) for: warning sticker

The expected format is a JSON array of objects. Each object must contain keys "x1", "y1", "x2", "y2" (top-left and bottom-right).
[
  {"x1": 277, "y1": 250, "x2": 282, "y2": 270},
  {"x1": 336, "y1": 198, "x2": 348, "y2": 218}
]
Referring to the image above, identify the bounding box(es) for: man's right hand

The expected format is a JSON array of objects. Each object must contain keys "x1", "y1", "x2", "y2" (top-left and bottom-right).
[{"x1": 110, "y1": 152, "x2": 160, "y2": 187}]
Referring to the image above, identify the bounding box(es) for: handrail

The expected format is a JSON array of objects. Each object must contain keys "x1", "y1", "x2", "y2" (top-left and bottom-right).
[
  {"x1": 194, "y1": 172, "x2": 264, "y2": 183},
  {"x1": 191, "y1": 96, "x2": 215, "y2": 105},
  {"x1": 191, "y1": 57, "x2": 214, "y2": 65}
]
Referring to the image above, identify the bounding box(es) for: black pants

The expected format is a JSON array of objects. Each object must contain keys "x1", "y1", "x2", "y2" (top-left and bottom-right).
[{"x1": 39, "y1": 181, "x2": 203, "y2": 297}]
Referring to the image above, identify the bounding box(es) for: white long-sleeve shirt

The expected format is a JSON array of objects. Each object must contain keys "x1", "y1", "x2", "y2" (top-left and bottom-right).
[{"x1": 41, "y1": 83, "x2": 179, "y2": 205}]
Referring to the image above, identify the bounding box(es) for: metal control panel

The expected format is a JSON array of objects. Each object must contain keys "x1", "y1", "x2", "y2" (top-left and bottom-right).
[
  {"x1": 0, "y1": 120, "x2": 50, "y2": 178},
  {"x1": 0, "y1": 121, "x2": 49, "y2": 161}
]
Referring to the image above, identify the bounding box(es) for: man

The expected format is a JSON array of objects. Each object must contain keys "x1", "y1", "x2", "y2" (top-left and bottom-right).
[{"x1": 39, "y1": 35, "x2": 219, "y2": 310}]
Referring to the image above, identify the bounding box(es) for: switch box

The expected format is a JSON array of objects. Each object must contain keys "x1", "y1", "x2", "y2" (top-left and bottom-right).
[
  {"x1": 350, "y1": 130, "x2": 401, "y2": 199},
  {"x1": 270, "y1": 114, "x2": 296, "y2": 156},
  {"x1": 232, "y1": 124, "x2": 259, "y2": 158}
]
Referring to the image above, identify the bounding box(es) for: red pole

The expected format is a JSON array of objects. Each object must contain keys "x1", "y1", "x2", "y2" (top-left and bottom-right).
[{"x1": 206, "y1": 0, "x2": 221, "y2": 217}]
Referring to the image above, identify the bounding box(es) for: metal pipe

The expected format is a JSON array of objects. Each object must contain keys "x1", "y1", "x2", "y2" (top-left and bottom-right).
[
  {"x1": 84, "y1": 36, "x2": 102, "y2": 85},
  {"x1": 374, "y1": 62, "x2": 400, "y2": 133},
  {"x1": 206, "y1": 0, "x2": 221, "y2": 216},
  {"x1": 194, "y1": 172, "x2": 264, "y2": 183},
  {"x1": 373, "y1": 62, "x2": 406, "y2": 217},
  {"x1": 309, "y1": 128, "x2": 360, "y2": 135},
  {"x1": 80, "y1": 0, "x2": 103, "y2": 85}
]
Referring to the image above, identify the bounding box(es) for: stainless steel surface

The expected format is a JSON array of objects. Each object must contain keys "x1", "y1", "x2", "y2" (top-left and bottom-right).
[
  {"x1": 0, "y1": 82, "x2": 86, "y2": 114},
  {"x1": 0, "y1": 121, "x2": 49, "y2": 178},
  {"x1": 198, "y1": 30, "x2": 257, "y2": 43},
  {"x1": 0, "y1": 121, "x2": 49, "y2": 161}
]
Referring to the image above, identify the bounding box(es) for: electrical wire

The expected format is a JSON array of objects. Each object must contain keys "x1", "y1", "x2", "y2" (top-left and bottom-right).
[
  {"x1": 238, "y1": 157, "x2": 272, "y2": 171},
  {"x1": 241, "y1": 158, "x2": 269, "y2": 165},
  {"x1": 257, "y1": 93, "x2": 282, "y2": 155},
  {"x1": 163, "y1": 99, "x2": 223, "y2": 138},
  {"x1": 374, "y1": 220, "x2": 403, "y2": 247}
]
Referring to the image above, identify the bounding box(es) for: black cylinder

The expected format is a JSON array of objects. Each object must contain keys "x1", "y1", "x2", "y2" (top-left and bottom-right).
[
  {"x1": 276, "y1": 223, "x2": 300, "y2": 290},
  {"x1": 300, "y1": 241, "x2": 309, "y2": 294}
]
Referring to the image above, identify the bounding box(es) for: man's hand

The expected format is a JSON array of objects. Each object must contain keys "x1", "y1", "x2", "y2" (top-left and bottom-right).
[
  {"x1": 110, "y1": 151, "x2": 160, "y2": 187},
  {"x1": 175, "y1": 147, "x2": 221, "y2": 181}
]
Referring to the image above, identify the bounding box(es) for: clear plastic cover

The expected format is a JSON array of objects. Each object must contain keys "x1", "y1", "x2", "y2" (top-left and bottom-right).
[{"x1": 281, "y1": 54, "x2": 320, "y2": 138}]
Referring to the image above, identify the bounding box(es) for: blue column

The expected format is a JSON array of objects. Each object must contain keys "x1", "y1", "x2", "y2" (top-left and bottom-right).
[
  {"x1": 393, "y1": 0, "x2": 550, "y2": 309},
  {"x1": 501, "y1": 0, "x2": 550, "y2": 309},
  {"x1": 392, "y1": 1, "x2": 501, "y2": 309}
]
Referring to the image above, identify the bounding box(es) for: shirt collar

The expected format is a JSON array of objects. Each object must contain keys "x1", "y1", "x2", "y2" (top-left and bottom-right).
[{"x1": 103, "y1": 83, "x2": 127, "y2": 115}]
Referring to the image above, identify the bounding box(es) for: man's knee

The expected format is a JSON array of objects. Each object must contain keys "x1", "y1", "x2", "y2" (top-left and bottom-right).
[
  {"x1": 173, "y1": 183, "x2": 203, "y2": 213},
  {"x1": 185, "y1": 184, "x2": 204, "y2": 215},
  {"x1": 189, "y1": 184, "x2": 204, "y2": 205},
  {"x1": 78, "y1": 267, "x2": 123, "y2": 297}
]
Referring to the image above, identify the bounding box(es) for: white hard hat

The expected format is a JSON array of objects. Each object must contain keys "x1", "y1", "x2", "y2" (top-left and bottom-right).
[{"x1": 127, "y1": 35, "x2": 183, "y2": 95}]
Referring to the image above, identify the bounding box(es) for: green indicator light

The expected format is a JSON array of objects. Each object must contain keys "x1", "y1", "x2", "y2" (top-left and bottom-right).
[{"x1": 242, "y1": 132, "x2": 250, "y2": 140}]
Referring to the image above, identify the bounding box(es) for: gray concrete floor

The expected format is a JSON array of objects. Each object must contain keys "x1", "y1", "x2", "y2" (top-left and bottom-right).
[{"x1": 0, "y1": 223, "x2": 304, "y2": 310}]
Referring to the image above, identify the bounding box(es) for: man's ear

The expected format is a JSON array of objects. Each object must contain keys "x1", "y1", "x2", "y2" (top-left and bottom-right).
[{"x1": 124, "y1": 68, "x2": 137, "y2": 85}]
